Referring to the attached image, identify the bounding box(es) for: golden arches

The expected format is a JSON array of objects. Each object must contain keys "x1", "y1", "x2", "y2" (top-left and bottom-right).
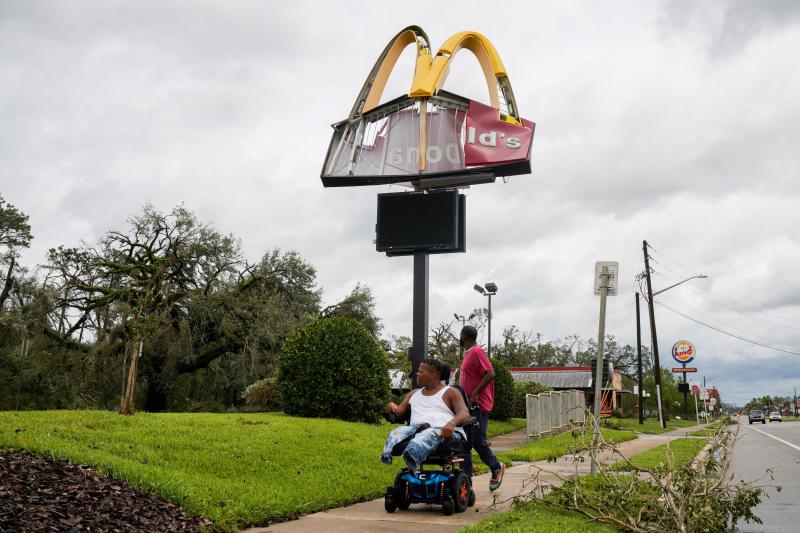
[{"x1": 349, "y1": 26, "x2": 520, "y2": 122}]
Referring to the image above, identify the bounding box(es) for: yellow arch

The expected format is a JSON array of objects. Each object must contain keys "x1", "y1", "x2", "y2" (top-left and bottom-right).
[
  {"x1": 349, "y1": 26, "x2": 431, "y2": 118},
  {"x1": 410, "y1": 32, "x2": 505, "y2": 107},
  {"x1": 351, "y1": 27, "x2": 521, "y2": 123}
]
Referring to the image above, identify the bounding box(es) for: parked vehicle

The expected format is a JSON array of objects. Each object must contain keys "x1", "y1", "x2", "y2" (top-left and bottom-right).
[
  {"x1": 748, "y1": 410, "x2": 766, "y2": 424},
  {"x1": 769, "y1": 412, "x2": 782, "y2": 422}
]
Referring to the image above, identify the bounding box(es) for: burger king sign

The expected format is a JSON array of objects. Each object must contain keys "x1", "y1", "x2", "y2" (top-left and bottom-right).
[{"x1": 672, "y1": 340, "x2": 695, "y2": 365}]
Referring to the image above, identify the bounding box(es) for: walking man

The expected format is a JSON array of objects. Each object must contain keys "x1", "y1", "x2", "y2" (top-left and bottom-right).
[{"x1": 458, "y1": 325, "x2": 505, "y2": 490}]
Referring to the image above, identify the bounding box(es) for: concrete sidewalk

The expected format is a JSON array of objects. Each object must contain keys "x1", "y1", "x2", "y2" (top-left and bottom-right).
[{"x1": 249, "y1": 423, "x2": 708, "y2": 533}]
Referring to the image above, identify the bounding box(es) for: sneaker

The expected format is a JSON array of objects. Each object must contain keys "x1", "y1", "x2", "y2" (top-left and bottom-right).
[
  {"x1": 380, "y1": 453, "x2": 392, "y2": 465},
  {"x1": 489, "y1": 463, "x2": 505, "y2": 491}
]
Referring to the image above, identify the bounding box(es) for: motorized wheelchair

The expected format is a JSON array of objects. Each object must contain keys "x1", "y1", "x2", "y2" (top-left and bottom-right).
[{"x1": 383, "y1": 363, "x2": 477, "y2": 516}]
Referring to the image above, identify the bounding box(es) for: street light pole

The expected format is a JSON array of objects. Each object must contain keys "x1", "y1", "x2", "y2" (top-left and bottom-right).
[
  {"x1": 474, "y1": 283, "x2": 497, "y2": 358},
  {"x1": 487, "y1": 293, "x2": 493, "y2": 359}
]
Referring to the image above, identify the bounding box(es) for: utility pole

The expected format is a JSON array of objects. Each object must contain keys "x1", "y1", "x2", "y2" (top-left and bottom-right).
[
  {"x1": 636, "y1": 292, "x2": 644, "y2": 424},
  {"x1": 591, "y1": 266, "x2": 610, "y2": 474},
  {"x1": 642, "y1": 240, "x2": 666, "y2": 429},
  {"x1": 794, "y1": 386, "x2": 797, "y2": 418}
]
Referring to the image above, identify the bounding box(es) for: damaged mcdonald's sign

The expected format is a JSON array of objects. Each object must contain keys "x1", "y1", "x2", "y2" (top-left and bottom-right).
[{"x1": 321, "y1": 26, "x2": 535, "y2": 188}]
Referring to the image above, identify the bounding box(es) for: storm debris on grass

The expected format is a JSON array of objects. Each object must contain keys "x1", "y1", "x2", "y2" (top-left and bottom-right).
[{"x1": 0, "y1": 449, "x2": 212, "y2": 532}]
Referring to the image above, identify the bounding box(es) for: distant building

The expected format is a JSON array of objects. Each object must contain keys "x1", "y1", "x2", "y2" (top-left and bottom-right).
[{"x1": 510, "y1": 366, "x2": 626, "y2": 416}]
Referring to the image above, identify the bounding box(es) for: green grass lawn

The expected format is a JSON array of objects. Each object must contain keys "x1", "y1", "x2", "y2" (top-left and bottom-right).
[
  {"x1": 487, "y1": 417, "x2": 526, "y2": 438},
  {"x1": 613, "y1": 437, "x2": 707, "y2": 470},
  {"x1": 0, "y1": 411, "x2": 529, "y2": 530},
  {"x1": 603, "y1": 416, "x2": 699, "y2": 434},
  {"x1": 690, "y1": 429, "x2": 715, "y2": 437},
  {"x1": 498, "y1": 428, "x2": 636, "y2": 463},
  {"x1": 462, "y1": 500, "x2": 616, "y2": 533}
]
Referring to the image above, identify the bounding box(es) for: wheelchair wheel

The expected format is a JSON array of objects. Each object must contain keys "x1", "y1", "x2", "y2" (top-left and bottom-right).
[
  {"x1": 451, "y1": 471, "x2": 470, "y2": 513},
  {"x1": 468, "y1": 488, "x2": 476, "y2": 507},
  {"x1": 393, "y1": 473, "x2": 411, "y2": 510},
  {"x1": 442, "y1": 496, "x2": 454, "y2": 516},
  {"x1": 384, "y1": 492, "x2": 397, "y2": 513}
]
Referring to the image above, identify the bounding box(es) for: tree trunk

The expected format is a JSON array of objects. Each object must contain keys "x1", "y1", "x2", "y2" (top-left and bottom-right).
[
  {"x1": 119, "y1": 340, "x2": 141, "y2": 415},
  {"x1": 0, "y1": 256, "x2": 15, "y2": 313}
]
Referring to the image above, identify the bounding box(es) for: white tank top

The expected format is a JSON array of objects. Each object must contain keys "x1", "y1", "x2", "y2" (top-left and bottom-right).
[{"x1": 409, "y1": 386, "x2": 466, "y2": 438}]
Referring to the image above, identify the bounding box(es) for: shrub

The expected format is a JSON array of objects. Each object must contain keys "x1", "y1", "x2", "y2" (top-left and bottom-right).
[
  {"x1": 278, "y1": 316, "x2": 390, "y2": 423},
  {"x1": 512, "y1": 380, "x2": 551, "y2": 418},
  {"x1": 489, "y1": 358, "x2": 515, "y2": 421},
  {"x1": 242, "y1": 377, "x2": 282, "y2": 412}
]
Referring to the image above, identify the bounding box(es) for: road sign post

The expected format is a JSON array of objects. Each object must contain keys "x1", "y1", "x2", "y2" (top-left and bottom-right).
[{"x1": 591, "y1": 262, "x2": 618, "y2": 475}]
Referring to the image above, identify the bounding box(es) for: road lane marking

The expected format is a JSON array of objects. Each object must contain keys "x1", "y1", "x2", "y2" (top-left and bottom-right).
[{"x1": 749, "y1": 426, "x2": 800, "y2": 452}]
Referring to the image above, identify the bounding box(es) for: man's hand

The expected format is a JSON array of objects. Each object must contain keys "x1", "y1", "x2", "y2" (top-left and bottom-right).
[
  {"x1": 387, "y1": 402, "x2": 399, "y2": 414},
  {"x1": 440, "y1": 421, "x2": 456, "y2": 440},
  {"x1": 469, "y1": 394, "x2": 478, "y2": 407}
]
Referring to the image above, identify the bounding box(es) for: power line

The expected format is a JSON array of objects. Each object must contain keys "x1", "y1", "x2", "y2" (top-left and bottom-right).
[
  {"x1": 648, "y1": 245, "x2": 800, "y2": 325},
  {"x1": 651, "y1": 270, "x2": 800, "y2": 335},
  {"x1": 655, "y1": 300, "x2": 800, "y2": 357},
  {"x1": 656, "y1": 291, "x2": 799, "y2": 350}
]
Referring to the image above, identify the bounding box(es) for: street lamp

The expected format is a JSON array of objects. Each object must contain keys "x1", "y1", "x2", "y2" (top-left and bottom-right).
[
  {"x1": 652, "y1": 275, "x2": 708, "y2": 297},
  {"x1": 473, "y1": 283, "x2": 498, "y2": 358}
]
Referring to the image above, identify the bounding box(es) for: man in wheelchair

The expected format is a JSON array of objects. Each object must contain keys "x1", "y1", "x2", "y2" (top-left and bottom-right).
[{"x1": 381, "y1": 357, "x2": 477, "y2": 515}]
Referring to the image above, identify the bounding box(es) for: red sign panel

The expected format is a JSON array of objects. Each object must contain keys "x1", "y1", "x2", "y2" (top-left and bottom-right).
[
  {"x1": 672, "y1": 367, "x2": 698, "y2": 373},
  {"x1": 464, "y1": 100, "x2": 535, "y2": 167}
]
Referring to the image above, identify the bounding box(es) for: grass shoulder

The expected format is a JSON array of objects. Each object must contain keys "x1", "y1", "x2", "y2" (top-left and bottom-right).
[
  {"x1": 603, "y1": 416, "x2": 698, "y2": 434},
  {"x1": 461, "y1": 499, "x2": 616, "y2": 533},
  {"x1": 613, "y1": 437, "x2": 707, "y2": 471},
  {"x1": 487, "y1": 417, "x2": 526, "y2": 438},
  {"x1": 498, "y1": 427, "x2": 635, "y2": 463}
]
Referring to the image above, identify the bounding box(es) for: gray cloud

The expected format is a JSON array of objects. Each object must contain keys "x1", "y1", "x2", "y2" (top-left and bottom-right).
[{"x1": 2, "y1": 0, "x2": 799, "y2": 406}]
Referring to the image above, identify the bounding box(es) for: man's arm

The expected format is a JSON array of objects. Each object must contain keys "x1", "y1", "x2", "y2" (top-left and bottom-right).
[
  {"x1": 469, "y1": 369, "x2": 495, "y2": 407},
  {"x1": 387, "y1": 389, "x2": 416, "y2": 417},
  {"x1": 440, "y1": 388, "x2": 471, "y2": 439}
]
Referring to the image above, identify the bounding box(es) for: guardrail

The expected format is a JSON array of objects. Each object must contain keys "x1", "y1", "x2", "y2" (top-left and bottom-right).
[{"x1": 525, "y1": 390, "x2": 586, "y2": 438}]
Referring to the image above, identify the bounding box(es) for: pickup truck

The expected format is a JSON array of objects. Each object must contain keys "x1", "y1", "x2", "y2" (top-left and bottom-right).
[{"x1": 748, "y1": 410, "x2": 766, "y2": 424}]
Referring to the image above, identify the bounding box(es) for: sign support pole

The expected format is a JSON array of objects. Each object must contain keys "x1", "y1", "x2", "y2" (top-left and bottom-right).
[
  {"x1": 694, "y1": 393, "x2": 700, "y2": 428},
  {"x1": 591, "y1": 266, "x2": 610, "y2": 475},
  {"x1": 410, "y1": 252, "x2": 429, "y2": 388},
  {"x1": 683, "y1": 363, "x2": 688, "y2": 418},
  {"x1": 636, "y1": 292, "x2": 644, "y2": 425}
]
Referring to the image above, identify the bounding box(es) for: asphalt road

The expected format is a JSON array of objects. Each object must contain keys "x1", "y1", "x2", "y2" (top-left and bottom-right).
[{"x1": 731, "y1": 419, "x2": 800, "y2": 532}]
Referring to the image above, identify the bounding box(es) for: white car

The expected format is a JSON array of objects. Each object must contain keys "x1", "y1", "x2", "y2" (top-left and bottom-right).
[{"x1": 769, "y1": 412, "x2": 782, "y2": 422}]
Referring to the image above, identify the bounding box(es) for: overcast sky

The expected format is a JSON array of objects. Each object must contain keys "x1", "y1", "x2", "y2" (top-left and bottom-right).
[{"x1": 2, "y1": 0, "x2": 800, "y2": 406}]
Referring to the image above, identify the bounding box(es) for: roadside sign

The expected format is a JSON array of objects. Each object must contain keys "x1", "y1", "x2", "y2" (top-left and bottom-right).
[
  {"x1": 672, "y1": 367, "x2": 698, "y2": 373},
  {"x1": 699, "y1": 388, "x2": 709, "y2": 400},
  {"x1": 690, "y1": 384, "x2": 700, "y2": 395},
  {"x1": 594, "y1": 262, "x2": 619, "y2": 296},
  {"x1": 672, "y1": 340, "x2": 695, "y2": 364}
]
